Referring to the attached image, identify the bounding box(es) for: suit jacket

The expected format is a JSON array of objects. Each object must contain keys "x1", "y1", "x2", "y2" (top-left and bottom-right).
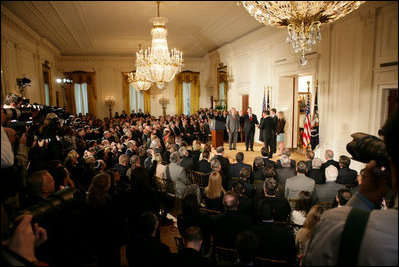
[
  {"x1": 229, "y1": 162, "x2": 252, "y2": 178},
  {"x1": 253, "y1": 194, "x2": 291, "y2": 222},
  {"x1": 167, "y1": 163, "x2": 192, "y2": 199},
  {"x1": 225, "y1": 114, "x2": 240, "y2": 132},
  {"x1": 241, "y1": 113, "x2": 259, "y2": 134},
  {"x1": 198, "y1": 159, "x2": 212, "y2": 174},
  {"x1": 259, "y1": 116, "x2": 275, "y2": 140},
  {"x1": 211, "y1": 210, "x2": 253, "y2": 248},
  {"x1": 305, "y1": 160, "x2": 313, "y2": 177},
  {"x1": 247, "y1": 222, "x2": 297, "y2": 263},
  {"x1": 253, "y1": 157, "x2": 276, "y2": 173},
  {"x1": 272, "y1": 115, "x2": 278, "y2": 134},
  {"x1": 179, "y1": 156, "x2": 195, "y2": 171},
  {"x1": 310, "y1": 168, "x2": 325, "y2": 184},
  {"x1": 276, "y1": 167, "x2": 296, "y2": 185},
  {"x1": 285, "y1": 174, "x2": 315, "y2": 200},
  {"x1": 336, "y1": 167, "x2": 358, "y2": 185},
  {"x1": 322, "y1": 159, "x2": 340, "y2": 171},
  {"x1": 211, "y1": 155, "x2": 230, "y2": 179},
  {"x1": 171, "y1": 248, "x2": 213, "y2": 267},
  {"x1": 313, "y1": 182, "x2": 346, "y2": 203}
]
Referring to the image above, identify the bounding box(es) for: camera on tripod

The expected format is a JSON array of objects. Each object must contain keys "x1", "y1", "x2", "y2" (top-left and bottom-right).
[{"x1": 16, "y1": 77, "x2": 31, "y2": 87}]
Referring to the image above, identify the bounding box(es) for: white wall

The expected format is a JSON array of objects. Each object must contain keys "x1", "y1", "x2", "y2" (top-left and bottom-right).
[
  {"x1": 1, "y1": 7, "x2": 61, "y2": 105},
  {"x1": 199, "y1": 1, "x2": 397, "y2": 172}
]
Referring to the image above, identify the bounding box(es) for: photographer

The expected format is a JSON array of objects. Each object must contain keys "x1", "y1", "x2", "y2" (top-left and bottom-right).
[{"x1": 303, "y1": 108, "x2": 398, "y2": 266}]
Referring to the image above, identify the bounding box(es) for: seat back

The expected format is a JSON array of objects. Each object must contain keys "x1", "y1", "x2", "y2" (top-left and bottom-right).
[
  {"x1": 319, "y1": 201, "x2": 334, "y2": 210},
  {"x1": 199, "y1": 207, "x2": 221, "y2": 216},
  {"x1": 154, "y1": 176, "x2": 166, "y2": 193},
  {"x1": 174, "y1": 236, "x2": 185, "y2": 253},
  {"x1": 186, "y1": 169, "x2": 206, "y2": 187},
  {"x1": 214, "y1": 246, "x2": 238, "y2": 263}
]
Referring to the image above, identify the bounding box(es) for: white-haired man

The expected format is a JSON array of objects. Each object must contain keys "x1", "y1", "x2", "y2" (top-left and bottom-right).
[
  {"x1": 313, "y1": 166, "x2": 346, "y2": 203},
  {"x1": 309, "y1": 158, "x2": 325, "y2": 184}
]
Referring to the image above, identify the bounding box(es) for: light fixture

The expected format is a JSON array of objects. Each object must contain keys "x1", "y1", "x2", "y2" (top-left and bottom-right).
[
  {"x1": 105, "y1": 96, "x2": 115, "y2": 118},
  {"x1": 241, "y1": 1, "x2": 365, "y2": 65},
  {"x1": 129, "y1": 44, "x2": 153, "y2": 91},
  {"x1": 136, "y1": 1, "x2": 183, "y2": 86},
  {"x1": 56, "y1": 78, "x2": 73, "y2": 84},
  {"x1": 159, "y1": 97, "x2": 169, "y2": 117}
]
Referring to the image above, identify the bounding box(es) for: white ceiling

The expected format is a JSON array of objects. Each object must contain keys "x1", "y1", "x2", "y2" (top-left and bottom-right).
[{"x1": 2, "y1": 1, "x2": 266, "y2": 57}]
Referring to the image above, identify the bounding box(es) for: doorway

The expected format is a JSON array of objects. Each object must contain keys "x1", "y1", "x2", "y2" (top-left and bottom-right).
[{"x1": 277, "y1": 74, "x2": 314, "y2": 150}]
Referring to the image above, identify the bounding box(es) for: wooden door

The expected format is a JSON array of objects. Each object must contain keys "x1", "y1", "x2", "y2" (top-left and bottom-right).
[{"x1": 388, "y1": 89, "x2": 398, "y2": 118}]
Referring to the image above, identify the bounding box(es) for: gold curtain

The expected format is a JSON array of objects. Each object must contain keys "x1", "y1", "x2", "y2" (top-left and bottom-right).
[
  {"x1": 64, "y1": 71, "x2": 97, "y2": 117},
  {"x1": 121, "y1": 73, "x2": 130, "y2": 114},
  {"x1": 144, "y1": 90, "x2": 151, "y2": 114},
  {"x1": 175, "y1": 71, "x2": 200, "y2": 115}
]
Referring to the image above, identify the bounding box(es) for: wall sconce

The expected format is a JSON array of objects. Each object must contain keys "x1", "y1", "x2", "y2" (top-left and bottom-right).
[
  {"x1": 159, "y1": 97, "x2": 169, "y2": 117},
  {"x1": 105, "y1": 96, "x2": 115, "y2": 118}
]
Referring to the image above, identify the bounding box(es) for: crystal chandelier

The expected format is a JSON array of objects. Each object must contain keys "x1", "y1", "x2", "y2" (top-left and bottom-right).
[
  {"x1": 241, "y1": 1, "x2": 365, "y2": 65},
  {"x1": 127, "y1": 70, "x2": 152, "y2": 91},
  {"x1": 136, "y1": 1, "x2": 184, "y2": 86}
]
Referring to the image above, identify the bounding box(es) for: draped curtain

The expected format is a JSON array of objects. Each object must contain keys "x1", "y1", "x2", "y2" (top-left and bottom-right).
[
  {"x1": 122, "y1": 73, "x2": 130, "y2": 114},
  {"x1": 122, "y1": 72, "x2": 151, "y2": 114},
  {"x1": 64, "y1": 71, "x2": 97, "y2": 117},
  {"x1": 175, "y1": 71, "x2": 200, "y2": 115}
]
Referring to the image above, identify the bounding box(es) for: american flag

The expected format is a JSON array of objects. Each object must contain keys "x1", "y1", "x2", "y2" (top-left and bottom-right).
[
  {"x1": 303, "y1": 93, "x2": 311, "y2": 149},
  {"x1": 311, "y1": 86, "x2": 319, "y2": 150},
  {"x1": 262, "y1": 88, "x2": 266, "y2": 117}
]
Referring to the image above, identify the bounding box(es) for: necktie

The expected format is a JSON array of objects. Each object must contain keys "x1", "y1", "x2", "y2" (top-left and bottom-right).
[{"x1": 250, "y1": 114, "x2": 252, "y2": 122}]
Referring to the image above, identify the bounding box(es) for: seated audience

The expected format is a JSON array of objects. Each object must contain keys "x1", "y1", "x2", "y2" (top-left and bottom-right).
[
  {"x1": 254, "y1": 178, "x2": 291, "y2": 222},
  {"x1": 172, "y1": 226, "x2": 213, "y2": 267},
  {"x1": 276, "y1": 148, "x2": 296, "y2": 169},
  {"x1": 167, "y1": 152, "x2": 201, "y2": 204},
  {"x1": 252, "y1": 157, "x2": 266, "y2": 181},
  {"x1": 309, "y1": 158, "x2": 325, "y2": 184},
  {"x1": 235, "y1": 231, "x2": 260, "y2": 266},
  {"x1": 247, "y1": 200, "x2": 297, "y2": 264},
  {"x1": 230, "y1": 152, "x2": 252, "y2": 179},
  {"x1": 291, "y1": 191, "x2": 313, "y2": 226},
  {"x1": 295, "y1": 205, "x2": 325, "y2": 263},
  {"x1": 210, "y1": 147, "x2": 230, "y2": 186},
  {"x1": 276, "y1": 154, "x2": 296, "y2": 185},
  {"x1": 236, "y1": 167, "x2": 255, "y2": 198},
  {"x1": 336, "y1": 155, "x2": 358, "y2": 186},
  {"x1": 155, "y1": 153, "x2": 166, "y2": 178},
  {"x1": 198, "y1": 151, "x2": 212, "y2": 174},
  {"x1": 253, "y1": 147, "x2": 276, "y2": 173},
  {"x1": 179, "y1": 146, "x2": 195, "y2": 171},
  {"x1": 313, "y1": 165, "x2": 346, "y2": 203},
  {"x1": 127, "y1": 211, "x2": 170, "y2": 266},
  {"x1": 232, "y1": 181, "x2": 254, "y2": 215},
  {"x1": 335, "y1": 188, "x2": 353, "y2": 207},
  {"x1": 321, "y1": 149, "x2": 340, "y2": 171},
  {"x1": 203, "y1": 171, "x2": 225, "y2": 212},
  {"x1": 210, "y1": 191, "x2": 253, "y2": 248},
  {"x1": 305, "y1": 150, "x2": 315, "y2": 177},
  {"x1": 285, "y1": 161, "x2": 315, "y2": 201}
]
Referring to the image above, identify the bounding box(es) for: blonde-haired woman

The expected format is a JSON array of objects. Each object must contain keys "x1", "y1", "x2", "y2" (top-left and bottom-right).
[
  {"x1": 203, "y1": 171, "x2": 225, "y2": 212},
  {"x1": 295, "y1": 204, "x2": 325, "y2": 263},
  {"x1": 192, "y1": 140, "x2": 202, "y2": 162},
  {"x1": 276, "y1": 111, "x2": 286, "y2": 156}
]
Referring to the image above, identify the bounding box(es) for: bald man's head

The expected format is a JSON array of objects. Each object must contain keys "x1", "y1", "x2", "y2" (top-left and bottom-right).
[{"x1": 223, "y1": 191, "x2": 238, "y2": 211}]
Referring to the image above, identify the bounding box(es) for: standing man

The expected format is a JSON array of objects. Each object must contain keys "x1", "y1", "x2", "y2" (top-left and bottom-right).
[
  {"x1": 260, "y1": 110, "x2": 275, "y2": 158},
  {"x1": 270, "y1": 108, "x2": 278, "y2": 155},
  {"x1": 241, "y1": 107, "x2": 259, "y2": 151},
  {"x1": 226, "y1": 108, "x2": 240, "y2": 150}
]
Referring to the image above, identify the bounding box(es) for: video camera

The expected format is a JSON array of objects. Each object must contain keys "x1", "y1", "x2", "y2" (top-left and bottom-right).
[
  {"x1": 7, "y1": 188, "x2": 77, "y2": 235},
  {"x1": 16, "y1": 77, "x2": 31, "y2": 87},
  {"x1": 346, "y1": 132, "x2": 388, "y2": 167}
]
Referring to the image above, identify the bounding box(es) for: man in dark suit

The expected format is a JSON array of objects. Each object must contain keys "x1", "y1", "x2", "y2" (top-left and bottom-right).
[
  {"x1": 305, "y1": 150, "x2": 315, "y2": 177},
  {"x1": 211, "y1": 147, "x2": 230, "y2": 181},
  {"x1": 198, "y1": 151, "x2": 212, "y2": 174},
  {"x1": 270, "y1": 108, "x2": 278, "y2": 154},
  {"x1": 259, "y1": 110, "x2": 275, "y2": 157},
  {"x1": 253, "y1": 147, "x2": 276, "y2": 173},
  {"x1": 172, "y1": 226, "x2": 213, "y2": 266},
  {"x1": 178, "y1": 146, "x2": 196, "y2": 171},
  {"x1": 336, "y1": 155, "x2": 358, "y2": 185},
  {"x1": 232, "y1": 181, "x2": 254, "y2": 215},
  {"x1": 321, "y1": 150, "x2": 340, "y2": 171},
  {"x1": 230, "y1": 152, "x2": 252, "y2": 178},
  {"x1": 240, "y1": 107, "x2": 259, "y2": 151},
  {"x1": 246, "y1": 200, "x2": 297, "y2": 264},
  {"x1": 210, "y1": 191, "x2": 253, "y2": 248},
  {"x1": 309, "y1": 158, "x2": 326, "y2": 184}
]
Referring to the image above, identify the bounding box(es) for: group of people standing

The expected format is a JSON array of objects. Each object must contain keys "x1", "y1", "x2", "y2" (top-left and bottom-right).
[{"x1": 225, "y1": 107, "x2": 286, "y2": 157}]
